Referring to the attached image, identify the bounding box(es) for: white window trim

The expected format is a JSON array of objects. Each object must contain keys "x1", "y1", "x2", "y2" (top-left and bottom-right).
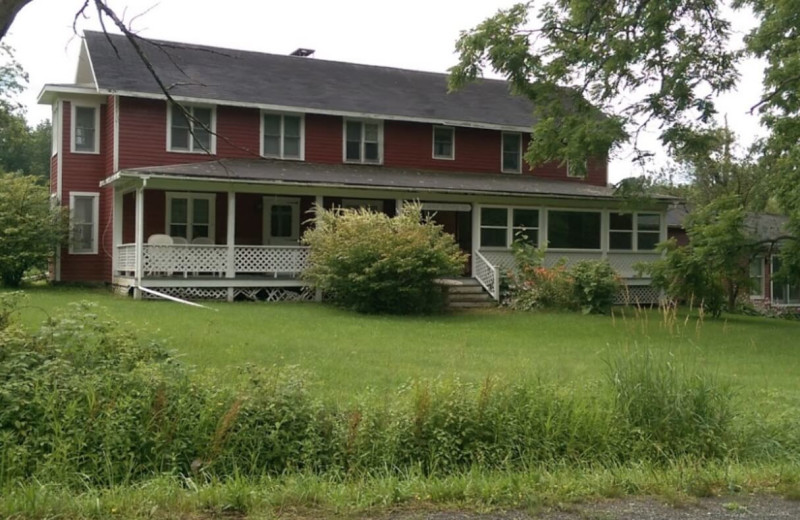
[
  {"x1": 52, "y1": 103, "x2": 60, "y2": 157},
  {"x1": 260, "y1": 111, "x2": 305, "y2": 160},
  {"x1": 501, "y1": 132, "x2": 523, "y2": 174},
  {"x1": 70, "y1": 103, "x2": 101, "y2": 154},
  {"x1": 478, "y1": 206, "x2": 541, "y2": 250},
  {"x1": 544, "y1": 208, "x2": 603, "y2": 252},
  {"x1": 262, "y1": 196, "x2": 301, "y2": 245},
  {"x1": 165, "y1": 192, "x2": 217, "y2": 241},
  {"x1": 342, "y1": 119, "x2": 384, "y2": 164},
  {"x1": 608, "y1": 212, "x2": 662, "y2": 252},
  {"x1": 432, "y1": 126, "x2": 455, "y2": 160},
  {"x1": 750, "y1": 256, "x2": 765, "y2": 299},
  {"x1": 69, "y1": 191, "x2": 99, "y2": 254},
  {"x1": 166, "y1": 103, "x2": 217, "y2": 154}
]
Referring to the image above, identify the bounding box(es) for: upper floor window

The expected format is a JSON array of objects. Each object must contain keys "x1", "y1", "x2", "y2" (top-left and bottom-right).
[
  {"x1": 166, "y1": 192, "x2": 216, "y2": 241},
  {"x1": 344, "y1": 119, "x2": 382, "y2": 164},
  {"x1": 69, "y1": 192, "x2": 99, "y2": 254},
  {"x1": 501, "y1": 133, "x2": 522, "y2": 173},
  {"x1": 547, "y1": 210, "x2": 601, "y2": 250},
  {"x1": 479, "y1": 207, "x2": 540, "y2": 248},
  {"x1": 432, "y1": 126, "x2": 454, "y2": 160},
  {"x1": 168, "y1": 104, "x2": 215, "y2": 153},
  {"x1": 567, "y1": 159, "x2": 588, "y2": 178},
  {"x1": 609, "y1": 213, "x2": 662, "y2": 251},
  {"x1": 262, "y1": 112, "x2": 304, "y2": 160},
  {"x1": 71, "y1": 104, "x2": 99, "y2": 153}
]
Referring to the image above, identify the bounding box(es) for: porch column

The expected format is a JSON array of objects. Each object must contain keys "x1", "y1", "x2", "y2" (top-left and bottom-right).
[
  {"x1": 133, "y1": 186, "x2": 144, "y2": 299},
  {"x1": 600, "y1": 210, "x2": 609, "y2": 260},
  {"x1": 226, "y1": 191, "x2": 236, "y2": 302},
  {"x1": 314, "y1": 194, "x2": 323, "y2": 302},
  {"x1": 471, "y1": 203, "x2": 481, "y2": 276},
  {"x1": 395, "y1": 198, "x2": 404, "y2": 216},
  {"x1": 111, "y1": 187, "x2": 123, "y2": 278}
]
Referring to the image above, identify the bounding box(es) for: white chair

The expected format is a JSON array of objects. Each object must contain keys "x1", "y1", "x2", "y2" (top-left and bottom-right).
[
  {"x1": 172, "y1": 236, "x2": 188, "y2": 244},
  {"x1": 191, "y1": 236, "x2": 213, "y2": 245},
  {"x1": 145, "y1": 234, "x2": 173, "y2": 276}
]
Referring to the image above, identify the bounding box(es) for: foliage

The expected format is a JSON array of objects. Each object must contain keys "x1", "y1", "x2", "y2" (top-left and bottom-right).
[
  {"x1": 507, "y1": 240, "x2": 619, "y2": 313},
  {"x1": 640, "y1": 196, "x2": 753, "y2": 317},
  {"x1": 0, "y1": 172, "x2": 67, "y2": 287},
  {"x1": 0, "y1": 44, "x2": 50, "y2": 179},
  {"x1": 571, "y1": 260, "x2": 622, "y2": 314},
  {"x1": 302, "y1": 204, "x2": 466, "y2": 314},
  {"x1": 449, "y1": 1, "x2": 737, "y2": 169}
]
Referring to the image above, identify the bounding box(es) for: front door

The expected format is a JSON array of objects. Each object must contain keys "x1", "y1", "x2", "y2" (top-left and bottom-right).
[
  {"x1": 423, "y1": 208, "x2": 473, "y2": 276},
  {"x1": 263, "y1": 196, "x2": 300, "y2": 245}
]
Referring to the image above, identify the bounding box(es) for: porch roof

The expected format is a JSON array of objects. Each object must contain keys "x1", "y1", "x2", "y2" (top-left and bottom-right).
[{"x1": 107, "y1": 159, "x2": 674, "y2": 203}]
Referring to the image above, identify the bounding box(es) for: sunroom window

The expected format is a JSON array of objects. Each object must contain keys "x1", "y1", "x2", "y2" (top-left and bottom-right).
[
  {"x1": 750, "y1": 257, "x2": 764, "y2": 297},
  {"x1": 480, "y1": 207, "x2": 540, "y2": 248},
  {"x1": 609, "y1": 213, "x2": 662, "y2": 250},
  {"x1": 547, "y1": 210, "x2": 601, "y2": 249},
  {"x1": 771, "y1": 256, "x2": 800, "y2": 305}
]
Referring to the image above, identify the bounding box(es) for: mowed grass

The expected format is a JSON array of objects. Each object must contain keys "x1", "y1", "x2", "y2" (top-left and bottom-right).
[{"x1": 9, "y1": 285, "x2": 800, "y2": 408}]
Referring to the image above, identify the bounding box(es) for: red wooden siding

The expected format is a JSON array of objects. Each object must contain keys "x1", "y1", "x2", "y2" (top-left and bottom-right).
[
  {"x1": 303, "y1": 114, "x2": 342, "y2": 164},
  {"x1": 59, "y1": 100, "x2": 112, "y2": 283}
]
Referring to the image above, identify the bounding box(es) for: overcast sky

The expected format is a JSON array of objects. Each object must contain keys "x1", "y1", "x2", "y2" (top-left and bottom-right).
[{"x1": 3, "y1": 0, "x2": 767, "y2": 183}]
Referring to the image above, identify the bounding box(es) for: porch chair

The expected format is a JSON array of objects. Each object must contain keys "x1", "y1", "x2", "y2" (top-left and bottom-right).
[
  {"x1": 145, "y1": 234, "x2": 174, "y2": 276},
  {"x1": 190, "y1": 236, "x2": 223, "y2": 277}
]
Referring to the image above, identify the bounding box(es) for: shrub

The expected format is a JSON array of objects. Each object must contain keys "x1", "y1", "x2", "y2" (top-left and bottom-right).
[
  {"x1": 302, "y1": 203, "x2": 466, "y2": 314},
  {"x1": 570, "y1": 260, "x2": 622, "y2": 314},
  {"x1": 0, "y1": 172, "x2": 68, "y2": 287},
  {"x1": 507, "y1": 240, "x2": 619, "y2": 313}
]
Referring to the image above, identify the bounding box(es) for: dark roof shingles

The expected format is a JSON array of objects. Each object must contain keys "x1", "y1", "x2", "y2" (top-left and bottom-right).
[{"x1": 85, "y1": 31, "x2": 535, "y2": 128}]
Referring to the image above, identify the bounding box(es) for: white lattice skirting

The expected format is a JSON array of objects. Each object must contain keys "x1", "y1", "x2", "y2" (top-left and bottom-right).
[
  {"x1": 615, "y1": 285, "x2": 663, "y2": 305},
  {"x1": 139, "y1": 286, "x2": 314, "y2": 302}
]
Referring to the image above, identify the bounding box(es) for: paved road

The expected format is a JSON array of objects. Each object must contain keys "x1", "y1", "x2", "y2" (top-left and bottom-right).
[{"x1": 381, "y1": 495, "x2": 800, "y2": 519}]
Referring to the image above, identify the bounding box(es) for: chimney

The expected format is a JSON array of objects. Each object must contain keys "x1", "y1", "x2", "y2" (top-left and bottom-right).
[{"x1": 290, "y1": 48, "x2": 315, "y2": 57}]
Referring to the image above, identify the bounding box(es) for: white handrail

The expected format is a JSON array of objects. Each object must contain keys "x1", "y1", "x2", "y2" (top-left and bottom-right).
[{"x1": 474, "y1": 250, "x2": 500, "y2": 301}]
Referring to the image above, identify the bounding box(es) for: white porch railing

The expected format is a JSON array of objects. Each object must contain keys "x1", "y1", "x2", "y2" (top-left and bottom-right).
[
  {"x1": 478, "y1": 250, "x2": 661, "y2": 279},
  {"x1": 474, "y1": 251, "x2": 500, "y2": 301},
  {"x1": 115, "y1": 244, "x2": 310, "y2": 278}
]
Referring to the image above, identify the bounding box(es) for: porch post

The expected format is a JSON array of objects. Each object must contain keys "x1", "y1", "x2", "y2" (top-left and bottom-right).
[
  {"x1": 226, "y1": 191, "x2": 236, "y2": 302},
  {"x1": 314, "y1": 194, "x2": 323, "y2": 302},
  {"x1": 600, "y1": 210, "x2": 609, "y2": 260},
  {"x1": 395, "y1": 198, "x2": 404, "y2": 216},
  {"x1": 133, "y1": 186, "x2": 144, "y2": 299},
  {"x1": 112, "y1": 187, "x2": 123, "y2": 278},
  {"x1": 471, "y1": 203, "x2": 481, "y2": 276}
]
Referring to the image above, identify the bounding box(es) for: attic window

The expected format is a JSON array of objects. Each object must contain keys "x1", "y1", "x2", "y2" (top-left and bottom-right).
[
  {"x1": 168, "y1": 104, "x2": 215, "y2": 153},
  {"x1": 262, "y1": 112, "x2": 304, "y2": 160},
  {"x1": 432, "y1": 126, "x2": 454, "y2": 160},
  {"x1": 501, "y1": 133, "x2": 522, "y2": 173}
]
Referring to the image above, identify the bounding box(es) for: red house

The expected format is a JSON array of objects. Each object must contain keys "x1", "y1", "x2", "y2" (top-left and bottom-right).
[{"x1": 38, "y1": 31, "x2": 670, "y2": 302}]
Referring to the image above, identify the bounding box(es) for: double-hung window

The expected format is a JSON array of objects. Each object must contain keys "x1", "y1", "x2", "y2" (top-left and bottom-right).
[
  {"x1": 262, "y1": 112, "x2": 303, "y2": 159},
  {"x1": 168, "y1": 104, "x2": 214, "y2": 153},
  {"x1": 166, "y1": 193, "x2": 216, "y2": 241},
  {"x1": 501, "y1": 133, "x2": 522, "y2": 173},
  {"x1": 71, "y1": 104, "x2": 99, "y2": 153},
  {"x1": 344, "y1": 120, "x2": 382, "y2": 164},
  {"x1": 609, "y1": 213, "x2": 662, "y2": 251},
  {"x1": 547, "y1": 210, "x2": 601, "y2": 249},
  {"x1": 479, "y1": 207, "x2": 540, "y2": 248},
  {"x1": 432, "y1": 126, "x2": 454, "y2": 159},
  {"x1": 69, "y1": 192, "x2": 99, "y2": 254},
  {"x1": 567, "y1": 159, "x2": 588, "y2": 178}
]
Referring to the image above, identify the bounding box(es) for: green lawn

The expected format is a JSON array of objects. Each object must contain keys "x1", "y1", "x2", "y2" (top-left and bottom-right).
[{"x1": 8, "y1": 285, "x2": 800, "y2": 407}]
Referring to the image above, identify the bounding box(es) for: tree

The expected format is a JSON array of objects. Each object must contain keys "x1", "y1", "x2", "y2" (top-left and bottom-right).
[{"x1": 0, "y1": 172, "x2": 68, "y2": 287}]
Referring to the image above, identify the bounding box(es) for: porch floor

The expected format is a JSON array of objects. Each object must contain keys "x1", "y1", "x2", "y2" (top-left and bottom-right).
[{"x1": 114, "y1": 274, "x2": 308, "y2": 288}]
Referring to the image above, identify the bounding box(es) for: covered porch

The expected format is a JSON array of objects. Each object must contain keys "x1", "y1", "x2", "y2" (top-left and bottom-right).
[{"x1": 102, "y1": 159, "x2": 671, "y2": 302}]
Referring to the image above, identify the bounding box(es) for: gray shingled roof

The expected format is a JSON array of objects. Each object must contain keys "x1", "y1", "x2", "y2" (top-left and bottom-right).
[
  {"x1": 115, "y1": 158, "x2": 651, "y2": 202},
  {"x1": 83, "y1": 31, "x2": 536, "y2": 129}
]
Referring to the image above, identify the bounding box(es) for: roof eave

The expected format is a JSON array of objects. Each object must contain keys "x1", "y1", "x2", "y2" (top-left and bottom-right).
[{"x1": 37, "y1": 84, "x2": 102, "y2": 104}]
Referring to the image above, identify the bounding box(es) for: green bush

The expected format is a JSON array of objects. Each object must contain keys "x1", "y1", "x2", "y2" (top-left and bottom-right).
[
  {"x1": 0, "y1": 172, "x2": 68, "y2": 287},
  {"x1": 570, "y1": 260, "x2": 621, "y2": 314},
  {"x1": 302, "y1": 204, "x2": 466, "y2": 314},
  {"x1": 506, "y1": 241, "x2": 620, "y2": 313}
]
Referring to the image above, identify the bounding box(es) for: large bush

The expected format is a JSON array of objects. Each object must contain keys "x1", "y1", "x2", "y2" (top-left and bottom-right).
[
  {"x1": 302, "y1": 204, "x2": 466, "y2": 314},
  {"x1": 0, "y1": 172, "x2": 67, "y2": 287}
]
